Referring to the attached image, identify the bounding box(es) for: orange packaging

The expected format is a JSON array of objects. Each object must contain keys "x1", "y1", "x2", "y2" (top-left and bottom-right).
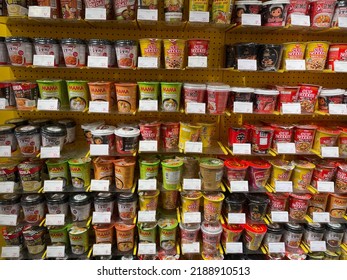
[
  {"x1": 92, "y1": 157, "x2": 115, "y2": 185},
  {"x1": 114, "y1": 222, "x2": 135, "y2": 252},
  {"x1": 93, "y1": 224, "x2": 114, "y2": 244},
  {"x1": 113, "y1": 158, "x2": 136, "y2": 190},
  {"x1": 88, "y1": 82, "x2": 115, "y2": 108},
  {"x1": 327, "y1": 193, "x2": 347, "y2": 219},
  {"x1": 114, "y1": 83, "x2": 137, "y2": 113}
]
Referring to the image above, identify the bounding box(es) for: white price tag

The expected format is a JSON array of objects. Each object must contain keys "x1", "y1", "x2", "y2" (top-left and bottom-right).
[
  {"x1": 226, "y1": 242, "x2": 243, "y2": 254},
  {"x1": 275, "y1": 181, "x2": 293, "y2": 192},
  {"x1": 46, "y1": 214, "x2": 65, "y2": 226},
  {"x1": 182, "y1": 242, "x2": 200, "y2": 254},
  {"x1": 277, "y1": 143, "x2": 296, "y2": 154},
  {"x1": 33, "y1": 55, "x2": 55, "y2": 67},
  {"x1": 37, "y1": 99, "x2": 58, "y2": 111},
  {"x1": 185, "y1": 142, "x2": 203, "y2": 153},
  {"x1": 317, "y1": 181, "x2": 334, "y2": 192},
  {"x1": 139, "y1": 140, "x2": 158, "y2": 152},
  {"x1": 87, "y1": 56, "x2": 108, "y2": 68},
  {"x1": 228, "y1": 213, "x2": 246, "y2": 224},
  {"x1": 186, "y1": 102, "x2": 206, "y2": 114},
  {"x1": 233, "y1": 102, "x2": 253, "y2": 113},
  {"x1": 321, "y1": 147, "x2": 339, "y2": 158},
  {"x1": 93, "y1": 244, "x2": 112, "y2": 256},
  {"x1": 241, "y1": 14, "x2": 261, "y2": 26},
  {"x1": 138, "y1": 179, "x2": 157, "y2": 191},
  {"x1": 89, "y1": 101, "x2": 109, "y2": 113},
  {"x1": 92, "y1": 212, "x2": 111, "y2": 224},
  {"x1": 1, "y1": 246, "x2": 20, "y2": 258},
  {"x1": 40, "y1": 146, "x2": 60, "y2": 158},
  {"x1": 44, "y1": 180, "x2": 63, "y2": 192},
  {"x1": 281, "y1": 103, "x2": 301, "y2": 114},
  {"x1": 90, "y1": 180, "x2": 110, "y2": 192},
  {"x1": 0, "y1": 214, "x2": 17, "y2": 226},
  {"x1": 85, "y1": 8, "x2": 107, "y2": 20},
  {"x1": 138, "y1": 210, "x2": 156, "y2": 222},
  {"x1": 334, "y1": 61, "x2": 347, "y2": 72},
  {"x1": 0, "y1": 182, "x2": 15, "y2": 193},
  {"x1": 285, "y1": 60, "x2": 306, "y2": 71},
  {"x1": 338, "y1": 16, "x2": 347, "y2": 28},
  {"x1": 28, "y1": 6, "x2": 51, "y2": 18},
  {"x1": 291, "y1": 14, "x2": 310, "y2": 26},
  {"x1": 229, "y1": 181, "x2": 249, "y2": 192},
  {"x1": 183, "y1": 179, "x2": 201, "y2": 190},
  {"x1": 47, "y1": 246, "x2": 65, "y2": 258},
  {"x1": 313, "y1": 212, "x2": 330, "y2": 223},
  {"x1": 268, "y1": 242, "x2": 285, "y2": 253},
  {"x1": 0, "y1": 146, "x2": 11, "y2": 157},
  {"x1": 237, "y1": 59, "x2": 257, "y2": 71},
  {"x1": 138, "y1": 243, "x2": 156, "y2": 255},
  {"x1": 183, "y1": 212, "x2": 201, "y2": 223},
  {"x1": 188, "y1": 56, "x2": 208, "y2": 68},
  {"x1": 0, "y1": 98, "x2": 6, "y2": 109},
  {"x1": 138, "y1": 57, "x2": 159, "y2": 69},
  {"x1": 90, "y1": 144, "x2": 109, "y2": 156},
  {"x1": 233, "y1": 143, "x2": 251, "y2": 155},
  {"x1": 329, "y1": 104, "x2": 347, "y2": 114},
  {"x1": 310, "y1": 241, "x2": 327, "y2": 252},
  {"x1": 189, "y1": 11, "x2": 209, "y2": 22},
  {"x1": 271, "y1": 211, "x2": 289, "y2": 223},
  {"x1": 139, "y1": 100, "x2": 158, "y2": 111},
  {"x1": 137, "y1": 9, "x2": 158, "y2": 21}
]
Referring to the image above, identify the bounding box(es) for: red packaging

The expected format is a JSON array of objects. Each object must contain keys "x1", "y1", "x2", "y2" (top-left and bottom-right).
[
  {"x1": 289, "y1": 193, "x2": 312, "y2": 221},
  {"x1": 253, "y1": 89, "x2": 279, "y2": 114},
  {"x1": 311, "y1": 160, "x2": 337, "y2": 188},
  {"x1": 183, "y1": 83, "x2": 206, "y2": 105},
  {"x1": 249, "y1": 125, "x2": 274, "y2": 154},
  {"x1": 206, "y1": 84, "x2": 230, "y2": 115},
  {"x1": 335, "y1": 163, "x2": 347, "y2": 193},
  {"x1": 247, "y1": 159, "x2": 271, "y2": 191},
  {"x1": 139, "y1": 122, "x2": 161, "y2": 141},
  {"x1": 338, "y1": 127, "x2": 347, "y2": 156},
  {"x1": 327, "y1": 44, "x2": 347, "y2": 71},
  {"x1": 275, "y1": 86, "x2": 299, "y2": 111},
  {"x1": 266, "y1": 192, "x2": 289, "y2": 212},
  {"x1": 270, "y1": 123, "x2": 294, "y2": 150},
  {"x1": 286, "y1": 0, "x2": 310, "y2": 25},
  {"x1": 187, "y1": 39, "x2": 210, "y2": 57},
  {"x1": 161, "y1": 122, "x2": 179, "y2": 149},
  {"x1": 224, "y1": 159, "x2": 249, "y2": 181},
  {"x1": 310, "y1": 0, "x2": 337, "y2": 28},
  {"x1": 297, "y1": 84, "x2": 321, "y2": 114},
  {"x1": 293, "y1": 124, "x2": 317, "y2": 153},
  {"x1": 228, "y1": 126, "x2": 250, "y2": 147}
]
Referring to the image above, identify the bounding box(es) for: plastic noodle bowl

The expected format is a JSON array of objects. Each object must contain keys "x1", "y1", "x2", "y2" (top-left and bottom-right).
[
  {"x1": 257, "y1": 45, "x2": 283, "y2": 71},
  {"x1": 159, "y1": 188, "x2": 178, "y2": 210},
  {"x1": 243, "y1": 223, "x2": 267, "y2": 251},
  {"x1": 139, "y1": 157, "x2": 160, "y2": 180},
  {"x1": 88, "y1": 81, "x2": 115, "y2": 108},
  {"x1": 201, "y1": 220, "x2": 223, "y2": 254},
  {"x1": 158, "y1": 218, "x2": 178, "y2": 251},
  {"x1": 114, "y1": 127, "x2": 140, "y2": 154},
  {"x1": 327, "y1": 193, "x2": 347, "y2": 219},
  {"x1": 221, "y1": 224, "x2": 244, "y2": 247},
  {"x1": 5, "y1": 37, "x2": 33, "y2": 66},
  {"x1": 14, "y1": 125, "x2": 41, "y2": 156},
  {"x1": 0, "y1": 124, "x2": 17, "y2": 152},
  {"x1": 161, "y1": 158, "x2": 183, "y2": 190},
  {"x1": 46, "y1": 193, "x2": 69, "y2": 216},
  {"x1": 199, "y1": 158, "x2": 224, "y2": 191},
  {"x1": 88, "y1": 39, "x2": 115, "y2": 67},
  {"x1": 180, "y1": 191, "x2": 202, "y2": 214},
  {"x1": 324, "y1": 223, "x2": 346, "y2": 249},
  {"x1": 288, "y1": 193, "x2": 312, "y2": 221},
  {"x1": 137, "y1": 222, "x2": 157, "y2": 243},
  {"x1": 115, "y1": 40, "x2": 138, "y2": 69},
  {"x1": 60, "y1": 38, "x2": 86, "y2": 67},
  {"x1": 117, "y1": 193, "x2": 138, "y2": 222},
  {"x1": 183, "y1": 83, "x2": 207, "y2": 109},
  {"x1": 21, "y1": 194, "x2": 46, "y2": 224},
  {"x1": 224, "y1": 158, "x2": 249, "y2": 182},
  {"x1": 33, "y1": 38, "x2": 60, "y2": 67},
  {"x1": 41, "y1": 124, "x2": 67, "y2": 151},
  {"x1": 229, "y1": 87, "x2": 254, "y2": 111},
  {"x1": 81, "y1": 121, "x2": 105, "y2": 144},
  {"x1": 263, "y1": 223, "x2": 283, "y2": 246},
  {"x1": 206, "y1": 84, "x2": 230, "y2": 115},
  {"x1": 68, "y1": 158, "x2": 91, "y2": 189},
  {"x1": 247, "y1": 159, "x2": 271, "y2": 191},
  {"x1": 223, "y1": 193, "x2": 247, "y2": 215},
  {"x1": 310, "y1": 159, "x2": 337, "y2": 188},
  {"x1": 246, "y1": 194, "x2": 270, "y2": 222},
  {"x1": 68, "y1": 226, "x2": 89, "y2": 255},
  {"x1": 137, "y1": 81, "x2": 160, "y2": 100},
  {"x1": 202, "y1": 192, "x2": 225, "y2": 222},
  {"x1": 270, "y1": 123, "x2": 294, "y2": 151},
  {"x1": 233, "y1": 1, "x2": 263, "y2": 25},
  {"x1": 91, "y1": 125, "x2": 116, "y2": 152},
  {"x1": 115, "y1": 83, "x2": 137, "y2": 113},
  {"x1": 93, "y1": 223, "x2": 114, "y2": 244},
  {"x1": 138, "y1": 190, "x2": 160, "y2": 211},
  {"x1": 180, "y1": 223, "x2": 200, "y2": 244},
  {"x1": 57, "y1": 119, "x2": 76, "y2": 144},
  {"x1": 303, "y1": 223, "x2": 325, "y2": 244},
  {"x1": 92, "y1": 157, "x2": 115, "y2": 185},
  {"x1": 291, "y1": 160, "x2": 316, "y2": 192},
  {"x1": 93, "y1": 192, "x2": 115, "y2": 214},
  {"x1": 335, "y1": 163, "x2": 347, "y2": 193},
  {"x1": 268, "y1": 159, "x2": 295, "y2": 187},
  {"x1": 18, "y1": 160, "x2": 43, "y2": 192},
  {"x1": 0, "y1": 194, "x2": 21, "y2": 215},
  {"x1": 69, "y1": 193, "x2": 91, "y2": 222}
]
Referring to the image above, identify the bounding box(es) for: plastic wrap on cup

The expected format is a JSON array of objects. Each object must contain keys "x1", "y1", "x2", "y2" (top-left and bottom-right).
[
  {"x1": 139, "y1": 121, "x2": 160, "y2": 142},
  {"x1": 5, "y1": 37, "x2": 33, "y2": 66},
  {"x1": 310, "y1": 159, "x2": 337, "y2": 188},
  {"x1": 138, "y1": 81, "x2": 160, "y2": 100},
  {"x1": 199, "y1": 158, "x2": 224, "y2": 191},
  {"x1": 286, "y1": 0, "x2": 310, "y2": 25},
  {"x1": 138, "y1": 190, "x2": 160, "y2": 211},
  {"x1": 246, "y1": 194, "x2": 270, "y2": 222},
  {"x1": 249, "y1": 125, "x2": 274, "y2": 154},
  {"x1": 267, "y1": 192, "x2": 289, "y2": 212},
  {"x1": 93, "y1": 156, "x2": 115, "y2": 185},
  {"x1": 253, "y1": 89, "x2": 279, "y2": 113},
  {"x1": 269, "y1": 159, "x2": 295, "y2": 187},
  {"x1": 317, "y1": 88, "x2": 345, "y2": 113},
  {"x1": 243, "y1": 223, "x2": 267, "y2": 251},
  {"x1": 327, "y1": 44, "x2": 347, "y2": 71},
  {"x1": 327, "y1": 193, "x2": 347, "y2": 219},
  {"x1": 307, "y1": 193, "x2": 329, "y2": 218},
  {"x1": 61, "y1": 38, "x2": 86, "y2": 67},
  {"x1": 305, "y1": 42, "x2": 330, "y2": 71},
  {"x1": 211, "y1": 0, "x2": 233, "y2": 24},
  {"x1": 229, "y1": 87, "x2": 254, "y2": 111},
  {"x1": 115, "y1": 40, "x2": 138, "y2": 69},
  {"x1": 206, "y1": 83, "x2": 230, "y2": 114},
  {"x1": 293, "y1": 124, "x2": 317, "y2": 153},
  {"x1": 178, "y1": 122, "x2": 201, "y2": 150},
  {"x1": 202, "y1": 192, "x2": 225, "y2": 222},
  {"x1": 201, "y1": 220, "x2": 223, "y2": 254},
  {"x1": 289, "y1": 193, "x2": 312, "y2": 221},
  {"x1": 88, "y1": 39, "x2": 115, "y2": 67}
]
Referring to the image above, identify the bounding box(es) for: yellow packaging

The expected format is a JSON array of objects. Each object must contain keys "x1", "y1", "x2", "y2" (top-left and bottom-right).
[
  {"x1": 269, "y1": 159, "x2": 295, "y2": 188},
  {"x1": 211, "y1": 0, "x2": 233, "y2": 24},
  {"x1": 178, "y1": 122, "x2": 202, "y2": 150},
  {"x1": 163, "y1": 39, "x2": 185, "y2": 69},
  {"x1": 197, "y1": 122, "x2": 216, "y2": 148},
  {"x1": 305, "y1": 41, "x2": 330, "y2": 71},
  {"x1": 292, "y1": 160, "x2": 315, "y2": 191},
  {"x1": 139, "y1": 38, "x2": 162, "y2": 58},
  {"x1": 189, "y1": 0, "x2": 209, "y2": 11}
]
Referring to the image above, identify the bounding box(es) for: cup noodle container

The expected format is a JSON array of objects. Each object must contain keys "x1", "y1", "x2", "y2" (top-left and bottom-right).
[
  {"x1": 228, "y1": 126, "x2": 250, "y2": 147},
  {"x1": 189, "y1": 0, "x2": 209, "y2": 11},
  {"x1": 307, "y1": 193, "x2": 329, "y2": 218},
  {"x1": 84, "y1": 0, "x2": 113, "y2": 20},
  {"x1": 276, "y1": 85, "x2": 300, "y2": 111},
  {"x1": 207, "y1": 84, "x2": 230, "y2": 115},
  {"x1": 310, "y1": 159, "x2": 337, "y2": 188},
  {"x1": 339, "y1": 127, "x2": 347, "y2": 156},
  {"x1": 115, "y1": 40, "x2": 138, "y2": 68},
  {"x1": 93, "y1": 224, "x2": 114, "y2": 244},
  {"x1": 243, "y1": 223, "x2": 267, "y2": 251},
  {"x1": 269, "y1": 159, "x2": 295, "y2": 188},
  {"x1": 247, "y1": 159, "x2": 271, "y2": 191},
  {"x1": 335, "y1": 163, "x2": 347, "y2": 193},
  {"x1": 163, "y1": 39, "x2": 185, "y2": 69},
  {"x1": 332, "y1": 1, "x2": 347, "y2": 27},
  {"x1": 221, "y1": 224, "x2": 244, "y2": 248},
  {"x1": 261, "y1": 0, "x2": 290, "y2": 26},
  {"x1": 202, "y1": 192, "x2": 225, "y2": 222},
  {"x1": 310, "y1": 0, "x2": 337, "y2": 28},
  {"x1": 180, "y1": 223, "x2": 200, "y2": 244},
  {"x1": 161, "y1": 122, "x2": 180, "y2": 149},
  {"x1": 282, "y1": 42, "x2": 306, "y2": 66},
  {"x1": 60, "y1": 0, "x2": 83, "y2": 19},
  {"x1": 114, "y1": 158, "x2": 135, "y2": 190},
  {"x1": 197, "y1": 122, "x2": 216, "y2": 148},
  {"x1": 34, "y1": 38, "x2": 61, "y2": 67},
  {"x1": 233, "y1": 1, "x2": 263, "y2": 25},
  {"x1": 253, "y1": 89, "x2": 279, "y2": 113},
  {"x1": 180, "y1": 191, "x2": 202, "y2": 214},
  {"x1": 327, "y1": 193, "x2": 347, "y2": 219},
  {"x1": 137, "y1": 222, "x2": 157, "y2": 244},
  {"x1": 114, "y1": 221, "x2": 135, "y2": 252},
  {"x1": 292, "y1": 160, "x2": 315, "y2": 192},
  {"x1": 229, "y1": 87, "x2": 254, "y2": 111},
  {"x1": 114, "y1": 126, "x2": 140, "y2": 154},
  {"x1": 160, "y1": 188, "x2": 178, "y2": 210},
  {"x1": 267, "y1": 192, "x2": 289, "y2": 212},
  {"x1": 91, "y1": 125, "x2": 116, "y2": 153},
  {"x1": 199, "y1": 158, "x2": 224, "y2": 191},
  {"x1": 289, "y1": 193, "x2": 312, "y2": 221},
  {"x1": 68, "y1": 157, "x2": 91, "y2": 189},
  {"x1": 137, "y1": 81, "x2": 160, "y2": 101},
  {"x1": 270, "y1": 123, "x2": 294, "y2": 151},
  {"x1": 212, "y1": 0, "x2": 234, "y2": 23},
  {"x1": 138, "y1": 190, "x2": 160, "y2": 211},
  {"x1": 139, "y1": 157, "x2": 160, "y2": 180},
  {"x1": 139, "y1": 39, "x2": 161, "y2": 65},
  {"x1": 139, "y1": 121, "x2": 161, "y2": 141},
  {"x1": 161, "y1": 82, "x2": 182, "y2": 112},
  {"x1": 247, "y1": 193, "x2": 270, "y2": 222},
  {"x1": 201, "y1": 220, "x2": 223, "y2": 254},
  {"x1": 88, "y1": 81, "x2": 115, "y2": 109},
  {"x1": 20, "y1": 194, "x2": 46, "y2": 224},
  {"x1": 88, "y1": 39, "x2": 115, "y2": 67},
  {"x1": 248, "y1": 125, "x2": 274, "y2": 154},
  {"x1": 183, "y1": 83, "x2": 206, "y2": 109},
  {"x1": 93, "y1": 156, "x2": 115, "y2": 185},
  {"x1": 178, "y1": 122, "x2": 202, "y2": 150},
  {"x1": 327, "y1": 44, "x2": 347, "y2": 71},
  {"x1": 81, "y1": 121, "x2": 105, "y2": 144},
  {"x1": 187, "y1": 39, "x2": 209, "y2": 57},
  {"x1": 114, "y1": 83, "x2": 137, "y2": 113},
  {"x1": 161, "y1": 158, "x2": 183, "y2": 190},
  {"x1": 164, "y1": 0, "x2": 184, "y2": 22},
  {"x1": 305, "y1": 42, "x2": 330, "y2": 71},
  {"x1": 60, "y1": 38, "x2": 86, "y2": 67},
  {"x1": 158, "y1": 218, "x2": 178, "y2": 251},
  {"x1": 293, "y1": 124, "x2": 317, "y2": 153},
  {"x1": 319, "y1": 88, "x2": 345, "y2": 112},
  {"x1": 286, "y1": 0, "x2": 310, "y2": 25},
  {"x1": 312, "y1": 126, "x2": 341, "y2": 153},
  {"x1": 224, "y1": 158, "x2": 249, "y2": 182}
]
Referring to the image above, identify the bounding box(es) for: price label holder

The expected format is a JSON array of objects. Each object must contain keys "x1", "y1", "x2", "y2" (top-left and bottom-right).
[
  {"x1": 87, "y1": 56, "x2": 108, "y2": 68},
  {"x1": 0, "y1": 146, "x2": 11, "y2": 157},
  {"x1": 233, "y1": 102, "x2": 253, "y2": 113},
  {"x1": 334, "y1": 61, "x2": 347, "y2": 72},
  {"x1": 226, "y1": 242, "x2": 243, "y2": 254},
  {"x1": 93, "y1": 244, "x2": 112, "y2": 256},
  {"x1": 237, "y1": 59, "x2": 257, "y2": 71},
  {"x1": 185, "y1": 142, "x2": 203, "y2": 153},
  {"x1": 0, "y1": 214, "x2": 17, "y2": 226},
  {"x1": 138, "y1": 179, "x2": 157, "y2": 191},
  {"x1": 90, "y1": 180, "x2": 110, "y2": 192},
  {"x1": 183, "y1": 212, "x2": 201, "y2": 223},
  {"x1": 310, "y1": 241, "x2": 327, "y2": 252},
  {"x1": 47, "y1": 246, "x2": 65, "y2": 258},
  {"x1": 329, "y1": 104, "x2": 347, "y2": 115},
  {"x1": 85, "y1": 8, "x2": 107, "y2": 20},
  {"x1": 186, "y1": 102, "x2": 206, "y2": 114},
  {"x1": 275, "y1": 181, "x2": 293, "y2": 192},
  {"x1": 44, "y1": 180, "x2": 63, "y2": 192},
  {"x1": 188, "y1": 56, "x2": 207, "y2": 68},
  {"x1": 241, "y1": 14, "x2": 261, "y2": 26},
  {"x1": 139, "y1": 100, "x2": 158, "y2": 111},
  {"x1": 0, "y1": 98, "x2": 6, "y2": 109},
  {"x1": 139, "y1": 140, "x2": 158, "y2": 152},
  {"x1": 285, "y1": 59, "x2": 306, "y2": 71},
  {"x1": 37, "y1": 99, "x2": 59, "y2": 111},
  {"x1": 89, "y1": 101, "x2": 109, "y2": 113},
  {"x1": 268, "y1": 242, "x2": 285, "y2": 253},
  {"x1": 182, "y1": 242, "x2": 200, "y2": 254},
  {"x1": 1, "y1": 246, "x2": 20, "y2": 258},
  {"x1": 338, "y1": 16, "x2": 347, "y2": 28},
  {"x1": 138, "y1": 211, "x2": 156, "y2": 223},
  {"x1": 183, "y1": 179, "x2": 201, "y2": 190},
  {"x1": 229, "y1": 181, "x2": 249, "y2": 192},
  {"x1": 233, "y1": 143, "x2": 251, "y2": 155},
  {"x1": 28, "y1": 6, "x2": 51, "y2": 18},
  {"x1": 40, "y1": 146, "x2": 60, "y2": 158},
  {"x1": 138, "y1": 57, "x2": 159, "y2": 69},
  {"x1": 0, "y1": 181, "x2": 15, "y2": 193},
  {"x1": 92, "y1": 212, "x2": 111, "y2": 224},
  {"x1": 138, "y1": 243, "x2": 156, "y2": 255},
  {"x1": 271, "y1": 211, "x2": 289, "y2": 223},
  {"x1": 90, "y1": 144, "x2": 109, "y2": 156},
  {"x1": 46, "y1": 214, "x2": 65, "y2": 226},
  {"x1": 281, "y1": 103, "x2": 301, "y2": 114},
  {"x1": 321, "y1": 147, "x2": 339, "y2": 158},
  {"x1": 137, "y1": 9, "x2": 158, "y2": 21},
  {"x1": 277, "y1": 143, "x2": 296, "y2": 154},
  {"x1": 291, "y1": 14, "x2": 310, "y2": 26},
  {"x1": 317, "y1": 181, "x2": 334, "y2": 193},
  {"x1": 33, "y1": 55, "x2": 55, "y2": 67},
  {"x1": 313, "y1": 212, "x2": 330, "y2": 223},
  {"x1": 228, "y1": 213, "x2": 246, "y2": 224},
  {"x1": 189, "y1": 11, "x2": 209, "y2": 23}
]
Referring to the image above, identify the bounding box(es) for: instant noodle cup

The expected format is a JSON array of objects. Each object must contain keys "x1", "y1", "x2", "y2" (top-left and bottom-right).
[
  {"x1": 257, "y1": 44, "x2": 283, "y2": 71},
  {"x1": 269, "y1": 159, "x2": 295, "y2": 187},
  {"x1": 14, "y1": 125, "x2": 41, "y2": 156},
  {"x1": 318, "y1": 88, "x2": 345, "y2": 112},
  {"x1": 229, "y1": 87, "x2": 254, "y2": 111},
  {"x1": 66, "y1": 80, "x2": 89, "y2": 111},
  {"x1": 5, "y1": 37, "x2": 33, "y2": 66},
  {"x1": 310, "y1": 0, "x2": 337, "y2": 28},
  {"x1": 88, "y1": 81, "x2": 115, "y2": 108},
  {"x1": 161, "y1": 122, "x2": 180, "y2": 149},
  {"x1": 33, "y1": 38, "x2": 60, "y2": 66},
  {"x1": 222, "y1": 224, "x2": 244, "y2": 247},
  {"x1": 6, "y1": 0, "x2": 28, "y2": 16},
  {"x1": 282, "y1": 42, "x2": 306, "y2": 69},
  {"x1": 138, "y1": 190, "x2": 160, "y2": 211},
  {"x1": 164, "y1": 0, "x2": 184, "y2": 22},
  {"x1": 307, "y1": 193, "x2": 329, "y2": 217},
  {"x1": 187, "y1": 39, "x2": 209, "y2": 57},
  {"x1": 117, "y1": 193, "x2": 137, "y2": 221},
  {"x1": 0, "y1": 124, "x2": 17, "y2": 152},
  {"x1": 48, "y1": 225, "x2": 70, "y2": 247},
  {"x1": 88, "y1": 39, "x2": 115, "y2": 67},
  {"x1": 159, "y1": 188, "x2": 178, "y2": 210},
  {"x1": 161, "y1": 158, "x2": 183, "y2": 190},
  {"x1": 60, "y1": 0, "x2": 83, "y2": 19},
  {"x1": 283, "y1": 223, "x2": 304, "y2": 251},
  {"x1": 312, "y1": 126, "x2": 341, "y2": 152},
  {"x1": 289, "y1": 193, "x2": 312, "y2": 221},
  {"x1": 297, "y1": 83, "x2": 321, "y2": 113},
  {"x1": 243, "y1": 223, "x2": 267, "y2": 251},
  {"x1": 233, "y1": 1, "x2": 263, "y2": 25},
  {"x1": 332, "y1": 1, "x2": 347, "y2": 27},
  {"x1": 247, "y1": 159, "x2": 271, "y2": 191},
  {"x1": 11, "y1": 82, "x2": 38, "y2": 110},
  {"x1": 137, "y1": 222, "x2": 157, "y2": 244},
  {"x1": 197, "y1": 122, "x2": 216, "y2": 148},
  {"x1": 267, "y1": 192, "x2": 289, "y2": 212},
  {"x1": 115, "y1": 40, "x2": 138, "y2": 68},
  {"x1": 137, "y1": 81, "x2": 160, "y2": 100},
  {"x1": 293, "y1": 124, "x2": 317, "y2": 153},
  {"x1": 158, "y1": 218, "x2": 178, "y2": 251},
  {"x1": 202, "y1": 192, "x2": 225, "y2": 222},
  {"x1": 176, "y1": 156, "x2": 200, "y2": 179},
  {"x1": 201, "y1": 220, "x2": 223, "y2": 254},
  {"x1": 249, "y1": 125, "x2": 274, "y2": 154},
  {"x1": 246, "y1": 194, "x2": 270, "y2": 222},
  {"x1": 139, "y1": 121, "x2": 161, "y2": 141},
  {"x1": 114, "y1": 0, "x2": 136, "y2": 20},
  {"x1": 253, "y1": 89, "x2": 279, "y2": 113},
  {"x1": 228, "y1": 126, "x2": 250, "y2": 147},
  {"x1": 270, "y1": 123, "x2": 294, "y2": 151},
  {"x1": 261, "y1": 0, "x2": 290, "y2": 26},
  {"x1": 286, "y1": 0, "x2": 310, "y2": 25},
  {"x1": 68, "y1": 157, "x2": 91, "y2": 189},
  {"x1": 46, "y1": 193, "x2": 69, "y2": 216},
  {"x1": 21, "y1": 194, "x2": 46, "y2": 224},
  {"x1": 60, "y1": 38, "x2": 86, "y2": 67},
  {"x1": 22, "y1": 225, "x2": 46, "y2": 256},
  {"x1": 0, "y1": 162, "x2": 20, "y2": 192},
  {"x1": 115, "y1": 83, "x2": 137, "y2": 113},
  {"x1": 92, "y1": 157, "x2": 115, "y2": 185},
  {"x1": 46, "y1": 159, "x2": 70, "y2": 188},
  {"x1": 18, "y1": 160, "x2": 44, "y2": 192},
  {"x1": 223, "y1": 193, "x2": 247, "y2": 214},
  {"x1": 305, "y1": 41, "x2": 330, "y2": 71},
  {"x1": 81, "y1": 121, "x2": 105, "y2": 144},
  {"x1": 189, "y1": 0, "x2": 209, "y2": 11},
  {"x1": 161, "y1": 82, "x2": 182, "y2": 112},
  {"x1": 139, "y1": 39, "x2": 161, "y2": 66},
  {"x1": 183, "y1": 83, "x2": 206, "y2": 108},
  {"x1": 327, "y1": 193, "x2": 347, "y2": 219},
  {"x1": 93, "y1": 224, "x2": 114, "y2": 244},
  {"x1": 211, "y1": 0, "x2": 233, "y2": 23},
  {"x1": 224, "y1": 158, "x2": 249, "y2": 182},
  {"x1": 327, "y1": 44, "x2": 347, "y2": 70},
  {"x1": 335, "y1": 163, "x2": 347, "y2": 193},
  {"x1": 292, "y1": 160, "x2": 315, "y2": 192},
  {"x1": 114, "y1": 221, "x2": 135, "y2": 252},
  {"x1": 139, "y1": 156, "x2": 160, "y2": 180},
  {"x1": 114, "y1": 158, "x2": 135, "y2": 190},
  {"x1": 207, "y1": 83, "x2": 230, "y2": 114},
  {"x1": 199, "y1": 158, "x2": 224, "y2": 191},
  {"x1": 338, "y1": 126, "x2": 347, "y2": 155},
  {"x1": 180, "y1": 191, "x2": 202, "y2": 214},
  {"x1": 91, "y1": 125, "x2": 116, "y2": 152},
  {"x1": 114, "y1": 126, "x2": 140, "y2": 154},
  {"x1": 310, "y1": 159, "x2": 337, "y2": 188},
  {"x1": 163, "y1": 39, "x2": 185, "y2": 69},
  {"x1": 69, "y1": 193, "x2": 92, "y2": 222},
  {"x1": 178, "y1": 122, "x2": 201, "y2": 150},
  {"x1": 180, "y1": 223, "x2": 200, "y2": 244}
]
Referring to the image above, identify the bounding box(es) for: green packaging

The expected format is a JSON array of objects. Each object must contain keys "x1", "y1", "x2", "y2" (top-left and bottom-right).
[
  {"x1": 161, "y1": 82, "x2": 182, "y2": 112},
  {"x1": 138, "y1": 82, "x2": 160, "y2": 100},
  {"x1": 66, "y1": 80, "x2": 89, "y2": 111},
  {"x1": 46, "y1": 159, "x2": 70, "y2": 187},
  {"x1": 161, "y1": 158, "x2": 183, "y2": 190},
  {"x1": 68, "y1": 157, "x2": 91, "y2": 189},
  {"x1": 36, "y1": 79, "x2": 69, "y2": 108},
  {"x1": 139, "y1": 157, "x2": 160, "y2": 179}
]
